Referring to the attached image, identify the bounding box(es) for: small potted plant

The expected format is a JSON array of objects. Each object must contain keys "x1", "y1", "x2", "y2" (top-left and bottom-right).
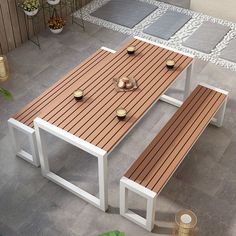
[
  {"x1": 48, "y1": 12, "x2": 65, "y2": 34},
  {"x1": 47, "y1": 0, "x2": 60, "y2": 5},
  {"x1": 21, "y1": 0, "x2": 40, "y2": 16}
]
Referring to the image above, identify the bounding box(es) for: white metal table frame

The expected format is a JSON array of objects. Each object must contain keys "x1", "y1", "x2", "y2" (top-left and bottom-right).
[{"x1": 33, "y1": 37, "x2": 194, "y2": 212}]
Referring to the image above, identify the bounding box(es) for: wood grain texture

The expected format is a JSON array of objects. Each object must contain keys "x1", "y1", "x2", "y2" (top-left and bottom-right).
[
  {"x1": 0, "y1": 0, "x2": 91, "y2": 53},
  {"x1": 13, "y1": 49, "x2": 111, "y2": 126},
  {"x1": 33, "y1": 38, "x2": 193, "y2": 152},
  {"x1": 125, "y1": 85, "x2": 227, "y2": 193}
]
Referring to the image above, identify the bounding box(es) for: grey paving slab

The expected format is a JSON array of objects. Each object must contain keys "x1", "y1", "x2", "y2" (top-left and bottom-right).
[
  {"x1": 220, "y1": 38, "x2": 236, "y2": 63},
  {"x1": 183, "y1": 22, "x2": 230, "y2": 54},
  {"x1": 159, "y1": 0, "x2": 190, "y2": 9},
  {"x1": 91, "y1": 0, "x2": 158, "y2": 28},
  {"x1": 144, "y1": 11, "x2": 191, "y2": 40}
]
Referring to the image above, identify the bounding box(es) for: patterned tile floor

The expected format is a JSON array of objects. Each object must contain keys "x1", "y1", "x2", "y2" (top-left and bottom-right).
[{"x1": 75, "y1": 0, "x2": 236, "y2": 71}]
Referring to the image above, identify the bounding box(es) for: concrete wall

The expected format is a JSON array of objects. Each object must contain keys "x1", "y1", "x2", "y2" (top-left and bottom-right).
[{"x1": 190, "y1": 0, "x2": 236, "y2": 23}]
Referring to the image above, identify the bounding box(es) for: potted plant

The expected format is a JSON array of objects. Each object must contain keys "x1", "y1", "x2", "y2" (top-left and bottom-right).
[
  {"x1": 48, "y1": 9, "x2": 65, "y2": 34},
  {"x1": 47, "y1": 0, "x2": 60, "y2": 5},
  {"x1": 21, "y1": 0, "x2": 40, "y2": 16},
  {"x1": 0, "y1": 88, "x2": 13, "y2": 101}
]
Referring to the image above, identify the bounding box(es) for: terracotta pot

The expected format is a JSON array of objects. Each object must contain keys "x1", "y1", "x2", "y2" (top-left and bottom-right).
[{"x1": 24, "y1": 9, "x2": 38, "y2": 16}]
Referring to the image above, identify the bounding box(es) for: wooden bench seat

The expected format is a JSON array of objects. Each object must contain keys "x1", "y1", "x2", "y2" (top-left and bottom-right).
[
  {"x1": 120, "y1": 84, "x2": 228, "y2": 231},
  {"x1": 8, "y1": 48, "x2": 113, "y2": 166}
]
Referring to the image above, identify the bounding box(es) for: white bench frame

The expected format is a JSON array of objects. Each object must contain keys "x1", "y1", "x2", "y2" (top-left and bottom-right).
[
  {"x1": 120, "y1": 83, "x2": 228, "y2": 231},
  {"x1": 7, "y1": 47, "x2": 116, "y2": 168},
  {"x1": 8, "y1": 118, "x2": 40, "y2": 167}
]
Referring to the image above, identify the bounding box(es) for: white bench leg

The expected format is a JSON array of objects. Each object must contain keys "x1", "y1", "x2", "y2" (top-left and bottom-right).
[
  {"x1": 184, "y1": 63, "x2": 193, "y2": 100},
  {"x1": 198, "y1": 83, "x2": 229, "y2": 128},
  {"x1": 120, "y1": 177, "x2": 157, "y2": 232},
  {"x1": 211, "y1": 97, "x2": 228, "y2": 127},
  {"x1": 8, "y1": 118, "x2": 40, "y2": 167}
]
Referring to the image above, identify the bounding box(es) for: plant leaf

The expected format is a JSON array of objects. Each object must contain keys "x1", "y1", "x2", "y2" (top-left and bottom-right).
[
  {"x1": 0, "y1": 87, "x2": 13, "y2": 101},
  {"x1": 98, "y1": 230, "x2": 125, "y2": 236}
]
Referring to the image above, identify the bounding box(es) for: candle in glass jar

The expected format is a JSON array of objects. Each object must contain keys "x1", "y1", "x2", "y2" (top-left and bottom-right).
[{"x1": 0, "y1": 56, "x2": 7, "y2": 78}]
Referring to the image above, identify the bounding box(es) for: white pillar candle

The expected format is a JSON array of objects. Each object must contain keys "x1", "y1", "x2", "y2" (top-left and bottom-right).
[{"x1": 0, "y1": 56, "x2": 7, "y2": 79}]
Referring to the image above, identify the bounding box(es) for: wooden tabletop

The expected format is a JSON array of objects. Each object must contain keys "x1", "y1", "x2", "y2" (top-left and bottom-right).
[{"x1": 34, "y1": 38, "x2": 193, "y2": 153}]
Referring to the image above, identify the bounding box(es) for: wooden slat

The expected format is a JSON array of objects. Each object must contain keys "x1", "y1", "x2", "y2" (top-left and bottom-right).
[
  {"x1": 124, "y1": 85, "x2": 226, "y2": 193},
  {"x1": 0, "y1": 0, "x2": 16, "y2": 51},
  {"x1": 21, "y1": 49, "x2": 111, "y2": 126},
  {"x1": 35, "y1": 39, "x2": 193, "y2": 153},
  {"x1": 129, "y1": 87, "x2": 211, "y2": 182},
  {"x1": 125, "y1": 85, "x2": 204, "y2": 179},
  {"x1": 14, "y1": 48, "x2": 108, "y2": 120},
  {"x1": 13, "y1": 49, "x2": 112, "y2": 127},
  {"x1": 137, "y1": 89, "x2": 216, "y2": 186},
  {"x1": 52, "y1": 41, "x2": 153, "y2": 128},
  {"x1": 0, "y1": 0, "x2": 93, "y2": 53},
  {"x1": 57, "y1": 42, "x2": 156, "y2": 131},
  {"x1": 8, "y1": 0, "x2": 22, "y2": 47},
  {"x1": 15, "y1": 1, "x2": 28, "y2": 42},
  {"x1": 0, "y1": 3, "x2": 9, "y2": 53},
  {"x1": 39, "y1": 39, "x2": 144, "y2": 123},
  {"x1": 27, "y1": 39, "x2": 139, "y2": 126},
  {"x1": 69, "y1": 47, "x2": 171, "y2": 138},
  {"x1": 100, "y1": 57, "x2": 192, "y2": 151},
  {"x1": 152, "y1": 94, "x2": 226, "y2": 192}
]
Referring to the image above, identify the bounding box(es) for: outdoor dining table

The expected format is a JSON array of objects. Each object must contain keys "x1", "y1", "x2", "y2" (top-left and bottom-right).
[{"x1": 34, "y1": 36, "x2": 194, "y2": 211}]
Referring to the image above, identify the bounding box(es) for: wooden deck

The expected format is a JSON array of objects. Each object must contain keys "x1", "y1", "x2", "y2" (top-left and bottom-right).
[
  {"x1": 13, "y1": 49, "x2": 112, "y2": 127},
  {"x1": 14, "y1": 38, "x2": 193, "y2": 153},
  {"x1": 124, "y1": 85, "x2": 227, "y2": 193}
]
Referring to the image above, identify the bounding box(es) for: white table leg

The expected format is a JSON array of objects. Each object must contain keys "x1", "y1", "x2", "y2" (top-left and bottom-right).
[
  {"x1": 34, "y1": 117, "x2": 108, "y2": 211},
  {"x1": 184, "y1": 63, "x2": 193, "y2": 100},
  {"x1": 98, "y1": 155, "x2": 108, "y2": 211}
]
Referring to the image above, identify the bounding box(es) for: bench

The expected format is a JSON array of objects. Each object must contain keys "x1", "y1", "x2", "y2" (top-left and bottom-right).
[
  {"x1": 8, "y1": 47, "x2": 114, "y2": 167},
  {"x1": 119, "y1": 83, "x2": 228, "y2": 231}
]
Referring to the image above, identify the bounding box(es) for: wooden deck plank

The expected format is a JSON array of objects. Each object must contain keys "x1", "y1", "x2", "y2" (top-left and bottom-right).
[
  {"x1": 81, "y1": 52, "x2": 183, "y2": 144},
  {"x1": 151, "y1": 94, "x2": 226, "y2": 192},
  {"x1": 14, "y1": 49, "x2": 112, "y2": 127},
  {"x1": 124, "y1": 85, "x2": 203, "y2": 179},
  {"x1": 30, "y1": 38, "x2": 193, "y2": 154},
  {"x1": 39, "y1": 40, "x2": 144, "y2": 124},
  {"x1": 67, "y1": 45, "x2": 168, "y2": 135},
  {"x1": 100, "y1": 57, "x2": 192, "y2": 151},
  {"x1": 75, "y1": 48, "x2": 171, "y2": 140},
  {"x1": 14, "y1": 49, "x2": 107, "y2": 121},
  {"x1": 24, "y1": 49, "x2": 113, "y2": 127},
  {"x1": 45, "y1": 40, "x2": 150, "y2": 127},
  {"x1": 131, "y1": 87, "x2": 211, "y2": 183},
  {"x1": 139, "y1": 89, "x2": 217, "y2": 187}
]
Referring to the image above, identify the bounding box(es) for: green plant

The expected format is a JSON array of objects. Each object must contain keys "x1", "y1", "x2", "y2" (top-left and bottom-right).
[
  {"x1": 99, "y1": 230, "x2": 125, "y2": 236},
  {"x1": 21, "y1": 0, "x2": 40, "y2": 12},
  {"x1": 0, "y1": 87, "x2": 13, "y2": 101}
]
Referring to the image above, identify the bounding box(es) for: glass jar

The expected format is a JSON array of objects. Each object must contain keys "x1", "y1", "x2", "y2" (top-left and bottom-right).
[{"x1": 174, "y1": 209, "x2": 197, "y2": 236}]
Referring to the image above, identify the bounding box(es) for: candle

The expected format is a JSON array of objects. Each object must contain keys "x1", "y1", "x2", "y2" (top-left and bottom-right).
[
  {"x1": 0, "y1": 56, "x2": 7, "y2": 79},
  {"x1": 127, "y1": 46, "x2": 136, "y2": 54},
  {"x1": 74, "y1": 89, "x2": 84, "y2": 100},
  {"x1": 116, "y1": 108, "x2": 127, "y2": 120}
]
